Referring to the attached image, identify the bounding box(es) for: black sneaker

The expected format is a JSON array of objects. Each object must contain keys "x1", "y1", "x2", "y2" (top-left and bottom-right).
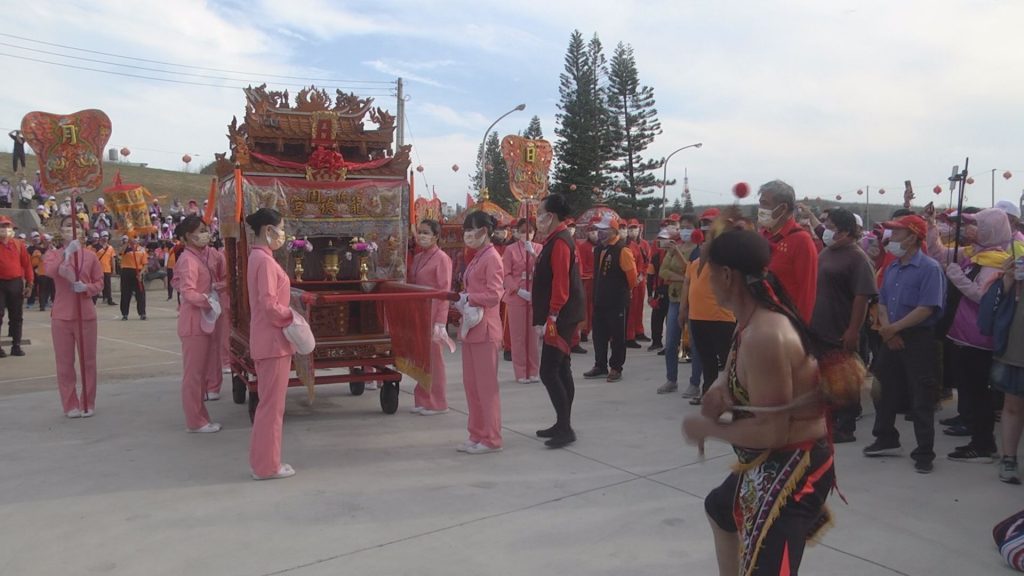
[
  {"x1": 625, "y1": 340, "x2": 641, "y2": 349},
  {"x1": 10, "y1": 346, "x2": 24, "y2": 357},
  {"x1": 947, "y1": 446, "x2": 996, "y2": 464},
  {"x1": 536, "y1": 425, "x2": 559, "y2": 439},
  {"x1": 939, "y1": 415, "x2": 963, "y2": 427},
  {"x1": 545, "y1": 429, "x2": 576, "y2": 448},
  {"x1": 943, "y1": 424, "x2": 970, "y2": 437},
  {"x1": 570, "y1": 345, "x2": 588, "y2": 355},
  {"x1": 140, "y1": 315, "x2": 147, "y2": 321},
  {"x1": 583, "y1": 367, "x2": 608, "y2": 379},
  {"x1": 636, "y1": 334, "x2": 651, "y2": 342},
  {"x1": 833, "y1": 431, "x2": 856, "y2": 444},
  {"x1": 863, "y1": 441, "x2": 902, "y2": 457},
  {"x1": 657, "y1": 349, "x2": 667, "y2": 356},
  {"x1": 914, "y1": 460, "x2": 934, "y2": 474},
  {"x1": 122, "y1": 316, "x2": 128, "y2": 321},
  {"x1": 580, "y1": 334, "x2": 588, "y2": 343},
  {"x1": 647, "y1": 343, "x2": 663, "y2": 352}
]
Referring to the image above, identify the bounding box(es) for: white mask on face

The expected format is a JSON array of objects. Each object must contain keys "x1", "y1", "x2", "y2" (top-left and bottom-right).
[
  {"x1": 821, "y1": 229, "x2": 836, "y2": 247},
  {"x1": 885, "y1": 240, "x2": 907, "y2": 258},
  {"x1": 265, "y1": 226, "x2": 286, "y2": 250},
  {"x1": 464, "y1": 229, "x2": 486, "y2": 249},
  {"x1": 0, "y1": 227, "x2": 13, "y2": 240},
  {"x1": 416, "y1": 233, "x2": 434, "y2": 248},
  {"x1": 757, "y1": 206, "x2": 785, "y2": 229},
  {"x1": 191, "y1": 231, "x2": 211, "y2": 247},
  {"x1": 680, "y1": 229, "x2": 693, "y2": 243},
  {"x1": 627, "y1": 228, "x2": 639, "y2": 239}
]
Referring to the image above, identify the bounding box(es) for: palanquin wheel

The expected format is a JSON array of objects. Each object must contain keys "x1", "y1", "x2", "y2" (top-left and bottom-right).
[{"x1": 380, "y1": 380, "x2": 400, "y2": 414}]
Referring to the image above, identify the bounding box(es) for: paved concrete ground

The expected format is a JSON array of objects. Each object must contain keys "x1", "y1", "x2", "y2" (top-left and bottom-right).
[{"x1": 0, "y1": 300, "x2": 1018, "y2": 575}]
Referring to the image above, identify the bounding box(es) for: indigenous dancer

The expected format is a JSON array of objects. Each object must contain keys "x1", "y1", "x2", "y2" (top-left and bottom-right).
[
  {"x1": 457, "y1": 211, "x2": 505, "y2": 454},
  {"x1": 172, "y1": 215, "x2": 222, "y2": 433},
  {"x1": 533, "y1": 194, "x2": 586, "y2": 448},
  {"x1": 245, "y1": 208, "x2": 297, "y2": 479},
  {"x1": 410, "y1": 219, "x2": 453, "y2": 416},
  {"x1": 502, "y1": 218, "x2": 541, "y2": 384},
  {"x1": 45, "y1": 216, "x2": 103, "y2": 417},
  {"x1": 683, "y1": 230, "x2": 834, "y2": 576}
]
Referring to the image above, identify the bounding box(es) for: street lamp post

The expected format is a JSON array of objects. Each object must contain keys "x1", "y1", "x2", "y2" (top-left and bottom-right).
[
  {"x1": 477, "y1": 103, "x2": 526, "y2": 194},
  {"x1": 661, "y1": 142, "x2": 702, "y2": 219}
]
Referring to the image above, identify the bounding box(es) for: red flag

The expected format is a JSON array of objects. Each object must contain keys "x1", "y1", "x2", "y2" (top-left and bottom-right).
[
  {"x1": 466, "y1": 192, "x2": 475, "y2": 209},
  {"x1": 203, "y1": 177, "x2": 217, "y2": 225}
]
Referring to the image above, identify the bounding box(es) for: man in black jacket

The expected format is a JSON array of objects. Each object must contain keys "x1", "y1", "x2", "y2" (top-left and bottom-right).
[{"x1": 583, "y1": 213, "x2": 639, "y2": 383}]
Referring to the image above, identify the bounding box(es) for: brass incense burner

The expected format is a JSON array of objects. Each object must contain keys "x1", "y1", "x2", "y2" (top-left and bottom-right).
[{"x1": 322, "y1": 240, "x2": 340, "y2": 281}]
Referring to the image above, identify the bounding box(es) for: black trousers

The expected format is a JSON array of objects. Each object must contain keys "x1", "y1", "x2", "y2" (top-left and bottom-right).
[
  {"x1": 103, "y1": 272, "x2": 113, "y2": 304},
  {"x1": 12, "y1": 147, "x2": 25, "y2": 171},
  {"x1": 540, "y1": 322, "x2": 576, "y2": 432},
  {"x1": 0, "y1": 199, "x2": 10, "y2": 209},
  {"x1": 36, "y1": 276, "x2": 54, "y2": 311},
  {"x1": 691, "y1": 319, "x2": 735, "y2": 394},
  {"x1": 947, "y1": 341, "x2": 996, "y2": 452},
  {"x1": 872, "y1": 327, "x2": 938, "y2": 463},
  {"x1": 166, "y1": 268, "x2": 175, "y2": 300},
  {"x1": 0, "y1": 278, "x2": 25, "y2": 345},
  {"x1": 120, "y1": 269, "x2": 146, "y2": 317},
  {"x1": 592, "y1": 302, "x2": 627, "y2": 371},
  {"x1": 649, "y1": 290, "x2": 669, "y2": 346}
]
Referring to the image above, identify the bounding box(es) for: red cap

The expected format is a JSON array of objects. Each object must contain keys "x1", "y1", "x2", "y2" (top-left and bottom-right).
[
  {"x1": 882, "y1": 215, "x2": 927, "y2": 239},
  {"x1": 661, "y1": 213, "x2": 682, "y2": 226},
  {"x1": 0, "y1": 215, "x2": 12, "y2": 225},
  {"x1": 700, "y1": 208, "x2": 720, "y2": 221},
  {"x1": 627, "y1": 218, "x2": 640, "y2": 227}
]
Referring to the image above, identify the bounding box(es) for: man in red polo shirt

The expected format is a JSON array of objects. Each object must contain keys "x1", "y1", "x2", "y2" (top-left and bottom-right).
[
  {"x1": 757, "y1": 180, "x2": 818, "y2": 322},
  {"x1": 0, "y1": 215, "x2": 34, "y2": 357}
]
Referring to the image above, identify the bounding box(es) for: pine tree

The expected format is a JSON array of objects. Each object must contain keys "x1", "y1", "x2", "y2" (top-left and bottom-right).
[
  {"x1": 523, "y1": 115, "x2": 544, "y2": 140},
  {"x1": 472, "y1": 132, "x2": 515, "y2": 213},
  {"x1": 682, "y1": 187, "x2": 694, "y2": 214},
  {"x1": 670, "y1": 197, "x2": 683, "y2": 215},
  {"x1": 552, "y1": 30, "x2": 612, "y2": 215},
  {"x1": 605, "y1": 42, "x2": 663, "y2": 217}
]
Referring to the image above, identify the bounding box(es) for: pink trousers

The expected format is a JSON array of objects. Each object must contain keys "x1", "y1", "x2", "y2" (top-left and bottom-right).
[
  {"x1": 413, "y1": 340, "x2": 448, "y2": 410},
  {"x1": 462, "y1": 340, "x2": 502, "y2": 448},
  {"x1": 507, "y1": 304, "x2": 539, "y2": 380},
  {"x1": 250, "y1": 355, "x2": 291, "y2": 477},
  {"x1": 180, "y1": 334, "x2": 218, "y2": 429},
  {"x1": 52, "y1": 319, "x2": 97, "y2": 413}
]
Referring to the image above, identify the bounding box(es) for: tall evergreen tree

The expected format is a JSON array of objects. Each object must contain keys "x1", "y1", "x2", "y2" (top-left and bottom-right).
[
  {"x1": 523, "y1": 115, "x2": 544, "y2": 140},
  {"x1": 682, "y1": 186, "x2": 694, "y2": 214},
  {"x1": 670, "y1": 197, "x2": 683, "y2": 215},
  {"x1": 605, "y1": 42, "x2": 663, "y2": 217},
  {"x1": 472, "y1": 132, "x2": 515, "y2": 212},
  {"x1": 552, "y1": 30, "x2": 612, "y2": 215}
]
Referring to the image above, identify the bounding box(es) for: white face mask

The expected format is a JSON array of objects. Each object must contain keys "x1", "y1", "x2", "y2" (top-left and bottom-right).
[
  {"x1": 627, "y1": 228, "x2": 639, "y2": 239},
  {"x1": 191, "y1": 231, "x2": 211, "y2": 247},
  {"x1": 680, "y1": 229, "x2": 693, "y2": 243},
  {"x1": 464, "y1": 229, "x2": 487, "y2": 249},
  {"x1": 757, "y1": 206, "x2": 785, "y2": 229},
  {"x1": 0, "y1": 227, "x2": 13, "y2": 240},
  {"x1": 885, "y1": 240, "x2": 907, "y2": 258},
  {"x1": 821, "y1": 229, "x2": 836, "y2": 247},
  {"x1": 416, "y1": 233, "x2": 434, "y2": 248},
  {"x1": 265, "y1": 226, "x2": 286, "y2": 250}
]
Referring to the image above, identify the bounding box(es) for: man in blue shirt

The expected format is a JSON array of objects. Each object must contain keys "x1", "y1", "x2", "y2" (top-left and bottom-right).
[{"x1": 864, "y1": 215, "x2": 945, "y2": 473}]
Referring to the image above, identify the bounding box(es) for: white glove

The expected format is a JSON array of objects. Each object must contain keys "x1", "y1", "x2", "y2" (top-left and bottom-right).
[
  {"x1": 432, "y1": 322, "x2": 456, "y2": 353},
  {"x1": 517, "y1": 288, "x2": 532, "y2": 302},
  {"x1": 64, "y1": 239, "x2": 81, "y2": 260},
  {"x1": 534, "y1": 324, "x2": 545, "y2": 337},
  {"x1": 72, "y1": 281, "x2": 88, "y2": 293},
  {"x1": 524, "y1": 242, "x2": 535, "y2": 255},
  {"x1": 455, "y1": 292, "x2": 469, "y2": 312}
]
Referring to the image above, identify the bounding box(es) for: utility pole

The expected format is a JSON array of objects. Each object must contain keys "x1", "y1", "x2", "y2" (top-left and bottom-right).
[{"x1": 395, "y1": 78, "x2": 405, "y2": 149}]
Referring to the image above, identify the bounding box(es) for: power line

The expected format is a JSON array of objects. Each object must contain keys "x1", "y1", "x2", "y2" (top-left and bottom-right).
[
  {"x1": 0, "y1": 32, "x2": 394, "y2": 85},
  {"x1": 0, "y1": 52, "x2": 395, "y2": 94}
]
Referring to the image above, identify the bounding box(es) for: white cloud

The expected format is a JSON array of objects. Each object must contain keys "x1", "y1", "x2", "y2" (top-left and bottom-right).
[
  {"x1": 363, "y1": 60, "x2": 445, "y2": 88},
  {"x1": 413, "y1": 103, "x2": 489, "y2": 131}
]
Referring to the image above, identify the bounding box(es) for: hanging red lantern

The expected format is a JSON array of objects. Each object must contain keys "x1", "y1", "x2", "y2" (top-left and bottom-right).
[
  {"x1": 451, "y1": 164, "x2": 459, "y2": 172},
  {"x1": 836, "y1": 195, "x2": 842, "y2": 201},
  {"x1": 732, "y1": 182, "x2": 750, "y2": 199},
  {"x1": 1004, "y1": 170, "x2": 1013, "y2": 180},
  {"x1": 966, "y1": 177, "x2": 974, "y2": 185},
  {"x1": 933, "y1": 185, "x2": 942, "y2": 195},
  {"x1": 415, "y1": 165, "x2": 424, "y2": 173},
  {"x1": 182, "y1": 154, "x2": 192, "y2": 164},
  {"x1": 120, "y1": 147, "x2": 130, "y2": 157},
  {"x1": 569, "y1": 184, "x2": 577, "y2": 191},
  {"x1": 878, "y1": 188, "x2": 886, "y2": 195}
]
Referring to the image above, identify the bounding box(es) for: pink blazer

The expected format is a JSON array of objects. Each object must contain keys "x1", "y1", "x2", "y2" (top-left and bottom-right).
[
  {"x1": 463, "y1": 244, "x2": 504, "y2": 344},
  {"x1": 247, "y1": 246, "x2": 295, "y2": 360},
  {"x1": 43, "y1": 249, "x2": 103, "y2": 321},
  {"x1": 501, "y1": 240, "x2": 540, "y2": 307},
  {"x1": 176, "y1": 247, "x2": 215, "y2": 337},
  {"x1": 411, "y1": 245, "x2": 453, "y2": 326}
]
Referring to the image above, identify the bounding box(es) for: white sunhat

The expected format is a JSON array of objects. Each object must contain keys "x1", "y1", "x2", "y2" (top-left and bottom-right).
[{"x1": 995, "y1": 200, "x2": 1021, "y2": 219}]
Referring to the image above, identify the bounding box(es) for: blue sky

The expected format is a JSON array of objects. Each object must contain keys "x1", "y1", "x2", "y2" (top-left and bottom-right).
[{"x1": 3, "y1": 0, "x2": 1024, "y2": 210}]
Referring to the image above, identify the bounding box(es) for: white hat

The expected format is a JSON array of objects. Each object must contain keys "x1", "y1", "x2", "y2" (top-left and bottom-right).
[
  {"x1": 30, "y1": 231, "x2": 40, "y2": 237},
  {"x1": 657, "y1": 228, "x2": 673, "y2": 239},
  {"x1": 995, "y1": 200, "x2": 1021, "y2": 219},
  {"x1": 854, "y1": 214, "x2": 863, "y2": 228},
  {"x1": 91, "y1": 232, "x2": 99, "y2": 239},
  {"x1": 591, "y1": 213, "x2": 617, "y2": 230},
  {"x1": 100, "y1": 231, "x2": 110, "y2": 238},
  {"x1": 17, "y1": 233, "x2": 25, "y2": 239},
  {"x1": 97, "y1": 198, "x2": 105, "y2": 205}
]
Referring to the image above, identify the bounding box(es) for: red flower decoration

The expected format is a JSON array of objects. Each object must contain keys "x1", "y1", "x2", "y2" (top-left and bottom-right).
[
  {"x1": 732, "y1": 182, "x2": 750, "y2": 199},
  {"x1": 308, "y1": 147, "x2": 346, "y2": 171}
]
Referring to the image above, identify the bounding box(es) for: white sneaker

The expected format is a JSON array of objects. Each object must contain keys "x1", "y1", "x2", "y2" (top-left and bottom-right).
[
  {"x1": 464, "y1": 442, "x2": 502, "y2": 455},
  {"x1": 409, "y1": 405, "x2": 425, "y2": 414},
  {"x1": 81, "y1": 409, "x2": 95, "y2": 418},
  {"x1": 65, "y1": 409, "x2": 82, "y2": 418},
  {"x1": 364, "y1": 382, "x2": 379, "y2": 391},
  {"x1": 222, "y1": 367, "x2": 231, "y2": 374},
  {"x1": 205, "y1": 392, "x2": 221, "y2": 401},
  {"x1": 528, "y1": 376, "x2": 541, "y2": 383},
  {"x1": 516, "y1": 378, "x2": 531, "y2": 384},
  {"x1": 456, "y1": 440, "x2": 477, "y2": 452},
  {"x1": 681, "y1": 385, "x2": 700, "y2": 398},
  {"x1": 252, "y1": 463, "x2": 295, "y2": 480},
  {"x1": 188, "y1": 422, "x2": 222, "y2": 433},
  {"x1": 419, "y1": 408, "x2": 450, "y2": 416}
]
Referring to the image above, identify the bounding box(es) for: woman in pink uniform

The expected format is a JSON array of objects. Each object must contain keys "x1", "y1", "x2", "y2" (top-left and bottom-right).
[
  {"x1": 207, "y1": 239, "x2": 230, "y2": 399},
  {"x1": 173, "y1": 215, "x2": 223, "y2": 433},
  {"x1": 410, "y1": 219, "x2": 454, "y2": 415},
  {"x1": 245, "y1": 208, "x2": 297, "y2": 480},
  {"x1": 45, "y1": 216, "x2": 104, "y2": 418},
  {"x1": 502, "y1": 218, "x2": 542, "y2": 384},
  {"x1": 457, "y1": 211, "x2": 506, "y2": 454}
]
